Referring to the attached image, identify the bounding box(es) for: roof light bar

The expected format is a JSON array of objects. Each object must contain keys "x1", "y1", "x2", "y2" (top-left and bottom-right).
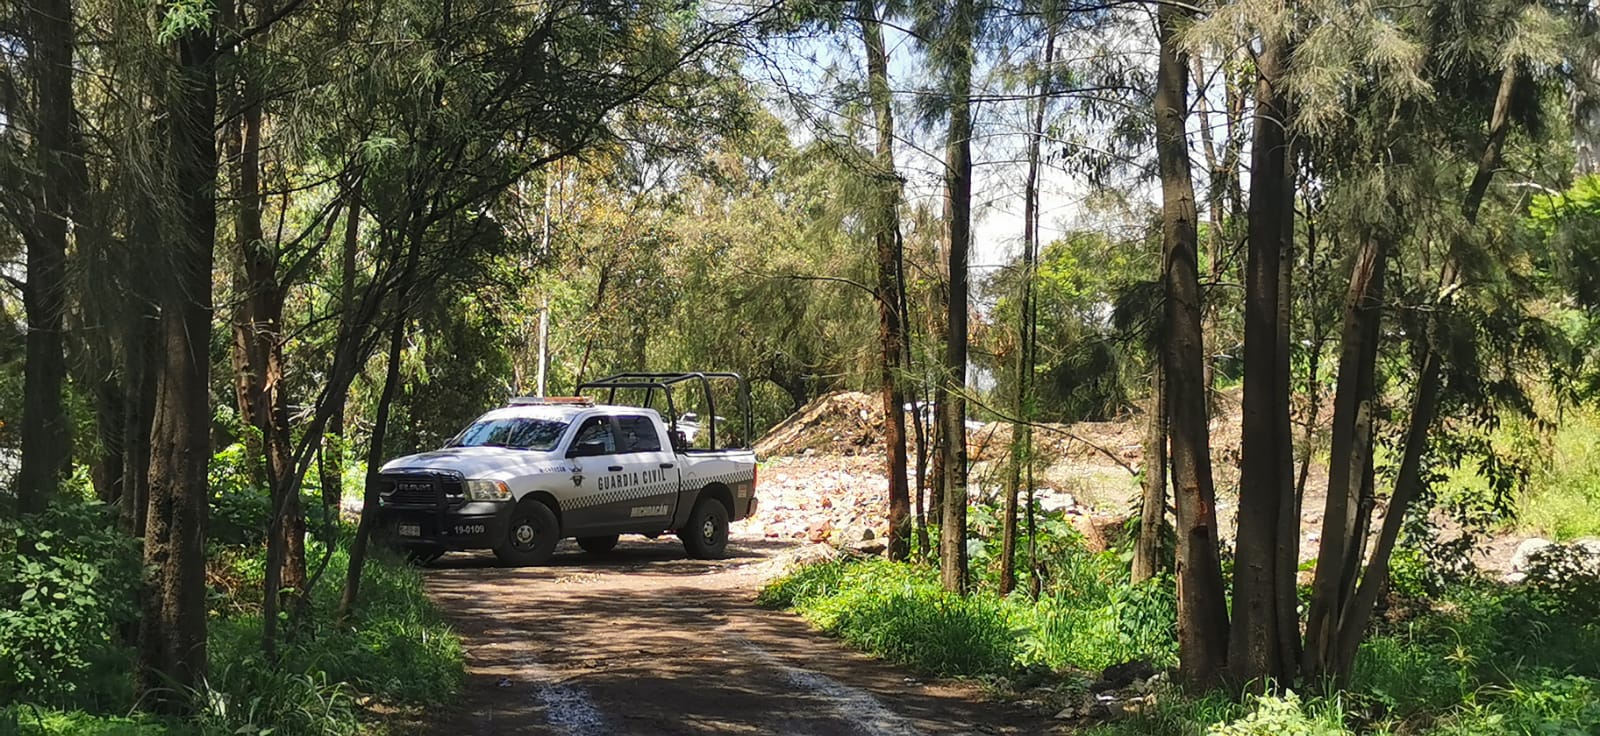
[{"x1": 507, "y1": 396, "x2": 594, "y2": 407}]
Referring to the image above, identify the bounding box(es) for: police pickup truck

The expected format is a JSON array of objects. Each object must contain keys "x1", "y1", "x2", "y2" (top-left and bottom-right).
[{"x1": 374, "y1": 373, "x2": 758, "y2": 565}]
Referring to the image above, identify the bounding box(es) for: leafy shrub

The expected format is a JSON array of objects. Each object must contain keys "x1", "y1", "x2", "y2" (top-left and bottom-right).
[
  {"x1": 1520, "y1": 542, "x2": 1600, "y2": 620},
  {"x1": 0, "y1": 706, "x2": 194, "y2": 735},
  {"x1": 1027, "y1": 574, "x2": 1177, "y2": 671},
  {"x1": 1206, "y1": 691, "x2": 1349, "y2": 736},
  {"x1": 0, "y1": 500, "x2": 141, "y2": 709},
  {"x1": 762, "y1": 558, "x2": 1019, "y2": 676},
  {"x1": 209, "y1": 440, "x2": 271, "y2": 547},
  {"x1": 1431, "y1": 675, "x2": 1600, "y2": 736},
  {"x1": 207, "y1": 531, "x2": 464, "y2": 714}
]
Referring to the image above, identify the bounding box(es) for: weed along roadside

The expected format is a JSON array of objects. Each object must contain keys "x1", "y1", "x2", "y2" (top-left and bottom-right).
[{"x1": 1, "y1": 492, "x2": 464, "y2": 735}]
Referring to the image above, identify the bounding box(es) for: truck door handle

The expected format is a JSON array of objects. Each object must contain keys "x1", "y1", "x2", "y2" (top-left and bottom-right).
[
  {"x1": 608, "y1": 465, "x2": 623, "y2": 472},
  {"x1": 659, "y1": 463, "x2": 675, "y2": 469}
]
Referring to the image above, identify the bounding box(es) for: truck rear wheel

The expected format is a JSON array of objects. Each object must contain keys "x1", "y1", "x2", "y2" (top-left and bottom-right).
[
  {"x1": 494, "y1": 499, "x2": 560, "y2": 566},
  {"x1": 682, "y1": 497, "x2": 730, "y2": 560},
  {"x1": 577, "y1": 535, "x2": 619, "y2": 555}
]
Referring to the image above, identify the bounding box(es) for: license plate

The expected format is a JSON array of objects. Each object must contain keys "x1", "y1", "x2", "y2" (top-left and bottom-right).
[
  {"x1": 398, "y1": 523, "x2": 421, "y2": 537},
  {"x1": 453, "y1": 524, "x2": 485, "y2": 536}
]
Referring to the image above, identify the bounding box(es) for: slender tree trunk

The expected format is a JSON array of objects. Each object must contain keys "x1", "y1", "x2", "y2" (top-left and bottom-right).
[
  {"x1": 338, "y1": 309, "x2": 407, "y2": 624},
  {"x1": 17, "y1": 0, "x2": 79, "y2": 515},
  {"x1": 1304, "y1": 232, "x2": 1387, "y2": 681},
  {"x1": 339, "y1": 191, "x2": 428, "y2": 622},
  {"x1": 1323, "y1": 64, "x2": 1521, "y2": 685},
  {"x1": 939, "y1": 0, "x2": 976, "y2": 595},
  {"x1": 1132, "y1": 357, "x2": 1168, "y2": 583},
  {"x1": 122, "y1": 203, "x2": 161, "y2": 536},
  {"x1": 321, "y1": 193, "x2": 361, "y2": 509},
  {"x1": 137, "y1": 19, "x2": 216, "y2": 711},
  {"x1": 1191, "y1": 53, "x2": 1227, "y2": 404},
  {"x1": 1155, "y1": 1, "x2": 1229, "y2": 690},
  {"x1": 1575, "y1": 8, "x2": 1600, "y2": 176},
  {"x1": 1001, "y1": 25, "x2": 1055, "y2": 594},
  {"x1": 1231, "y1": 23, "x2": 1295, "y2": 690},
  {"x1": 859, "y1": 0, "x2": 912, "y2": 561}
]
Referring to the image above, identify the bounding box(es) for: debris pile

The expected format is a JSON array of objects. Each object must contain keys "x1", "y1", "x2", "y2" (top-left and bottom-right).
[
  {"x1": 736, "y1": 455, "x2": 892, "y2": 547},
  {"x1": 755, "y1": 392, "x2": 888, "y2": 458}
]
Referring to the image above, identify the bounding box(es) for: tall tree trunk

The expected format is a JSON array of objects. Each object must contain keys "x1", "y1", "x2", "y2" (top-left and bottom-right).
[
  {"x1": 17, "y1": 0, "x2": 79, "y2": 515},
  {"x1": 229, "y1": 69, "x2": 307, "y2": 658},
  {"x1": 1322, "y1": 64, "x2": 1521, "y2": 685},
  {"x1": 339, "y1": 194, "x2": 427, "y2": 622},
  {"x1": 1001, "y1": 24, "x2": 1055, "y2": 595},
  {"x1": 939, "y1": 0, "x2": 976, "y2": 595},
  {"x1": 1132, "y1": 357, "x2": 1168, "y2": 582},
  {"x1": 1304, "y1": 232, "x2": 1387, "y2": 681},
  {"x1": 137, "y1": 18, "x2": 216, "y2": 711},
  {"x1": 859, "y1": 0, "x2": 913, "y2": 562},
  {"x1": 338, "y1": 304, "x2": 407, "y2": 624},
  {"x1": 122, "y1": 202, "x2": 162, "y2": 537},
  {"x1": 321, "y1": 192, "x2": 362, "y2": 509},
  {"x1": 1155, "y1": 1, "x2": 1229, "y2": 690},
  {"x1": 1230, "y1": 23, "x2": 1295, "y2": 690},
  {"x1": 1576, "y1": 7, "x2": 1600, "y2": 176}
]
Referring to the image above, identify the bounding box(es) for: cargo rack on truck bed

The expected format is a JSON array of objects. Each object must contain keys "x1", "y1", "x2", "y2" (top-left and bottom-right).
[{"x1": 577, "y1": 372, "x2": 752, "y2": 451}]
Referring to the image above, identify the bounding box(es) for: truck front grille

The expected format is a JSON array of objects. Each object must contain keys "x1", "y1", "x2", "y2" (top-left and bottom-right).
[{"x1": 377, "y1": 472, "x2": 464, "y2": 509}]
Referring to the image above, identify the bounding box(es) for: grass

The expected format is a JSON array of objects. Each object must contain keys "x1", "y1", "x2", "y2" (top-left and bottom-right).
[
  {"x1": 196, "y1": 529, "x2": 465, "y2": 734},
  {"x1": 1, "y1": 505, "x2": 464, "y2": 736},
  {"x1": 763, "y1": 538, "x2": 1600, "y2": 736},
  {"x1": 0, "y1": 707, "x2": 197, "y2": 736},
  {"x1": 1516, "y1": 405, "x2": 1600, "y2": 540},
  {"x1": 759, "y1": 544, "x2": 1177, "y2": 680}
]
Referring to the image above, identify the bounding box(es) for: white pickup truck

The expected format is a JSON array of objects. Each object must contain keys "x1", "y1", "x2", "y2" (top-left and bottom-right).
[{"x1": 375, "y1": 373, "x2": 758, "y2": 565}]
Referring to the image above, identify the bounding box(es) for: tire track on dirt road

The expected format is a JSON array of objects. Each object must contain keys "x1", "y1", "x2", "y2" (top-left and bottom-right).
[{"x1": 419, "y1": 536, "x2": 1049, "y2": 736}]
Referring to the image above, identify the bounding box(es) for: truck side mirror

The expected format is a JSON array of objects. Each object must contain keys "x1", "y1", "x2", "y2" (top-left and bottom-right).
[{"x1": 567, "y1": 440, "x2": 607, "y2": 458}]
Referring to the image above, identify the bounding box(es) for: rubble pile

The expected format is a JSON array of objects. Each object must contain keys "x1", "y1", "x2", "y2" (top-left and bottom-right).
[
  {"x1": 755, "y1": 392, "x2": 888, "y2": 458},
  {"x1": 736, "y1": 455, "x2": 892, "y2": 548}
]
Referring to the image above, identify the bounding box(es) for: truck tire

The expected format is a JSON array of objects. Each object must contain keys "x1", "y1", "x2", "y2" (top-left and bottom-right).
[
  {"x1": 494, "y1": 499, "x2": 560, "y2": 566},
  {"x1": 577, "y1": 535, "x2": 619, "y2": 555},
  {"x1": 682, "y1": 497, "x2": 730, "y2": 560}
]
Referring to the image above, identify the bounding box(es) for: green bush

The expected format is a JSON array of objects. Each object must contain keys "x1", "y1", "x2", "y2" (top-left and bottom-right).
[
  {"x1": 0, "y1": 500, "x2": 141, "y2": 709},
  {"x1": 1206, "y1": 691, "x2": 1350, "y2": 736},
  {"x1": 761, "y1": 558, "x2": 1019, "y2": 677},
  {"x1": 1430, "y1": 675, "x2": 1600, "y2": 736},
  {"x1": 1026, "y1": 573, "x2": 1177, "y2": 672},
  {"x1": 202, "y1": 531, "x2": 465, "y2": 735},
  {"x1": 0, "y1": 706, "x2": 194, "y2": 736}
]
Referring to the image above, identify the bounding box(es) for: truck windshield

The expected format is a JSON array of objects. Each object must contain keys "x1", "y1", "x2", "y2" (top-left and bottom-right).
[{"x1": 446, "y1": 417, "x2": 569, "y2": 451}]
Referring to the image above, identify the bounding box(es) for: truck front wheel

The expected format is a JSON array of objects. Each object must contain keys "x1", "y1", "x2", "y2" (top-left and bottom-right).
[
  {"x1": 494, "y1": 499, "x2": 560, "y2": 566},
  {"x1": 682, "y1": 498, "x2": 730, "y2": 560}
]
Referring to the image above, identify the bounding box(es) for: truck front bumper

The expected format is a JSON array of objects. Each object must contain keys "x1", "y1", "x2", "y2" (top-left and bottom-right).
[{"x1": 381, "y1": 501, "x2": 511, "y2": 551}]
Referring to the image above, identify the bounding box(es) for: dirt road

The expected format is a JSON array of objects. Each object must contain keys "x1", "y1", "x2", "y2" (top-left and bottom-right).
[{"x1": 421, "y1": 534, "x2": 1049, "y2": 736}]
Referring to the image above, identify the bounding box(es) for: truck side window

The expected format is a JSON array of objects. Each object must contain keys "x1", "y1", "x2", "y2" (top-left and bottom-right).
[
  {"x1": 617, "y1": 415, "x2": 662, "y2": 453},
  {"x1": 569, "y1": 416, "x2": 616, "y2": 456}
]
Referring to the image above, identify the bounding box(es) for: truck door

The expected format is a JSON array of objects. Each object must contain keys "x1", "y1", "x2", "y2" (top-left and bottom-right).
[
  {"x1": 611, "y1": 414, "x2": 678, "y2": 527},
  {"x1": 563, "y1": 415, "x2": 624, "y2": 534}
]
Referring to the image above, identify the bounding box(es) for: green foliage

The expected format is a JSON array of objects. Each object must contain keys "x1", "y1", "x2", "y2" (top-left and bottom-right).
[
  {"x1": 1516, "y1": 405, "x2": 1600, "y2": 540},
  {"x1": 208, "y1": 439, "x2": 271, "y2": 547},
  {"x1": 760, "y1": 558, "x2": 1020, "y2": 677},
  {"x1": 1428, "y1": 675, "x2": 1600, "y2": 736},
  {"x1": 202, "y1": 531, "x2": 465, "y2": 736},
  {"x1": 1206, "y1": 691, "x2": 1350, "y2": 736},
  {"x1": 762, "y1": 530, "x2": 1177, "y2": 679},
  {"x1": 1028, "y1": 575, "x2": 1177, "y2": 672},
  {"x1": 0, "y1": 500, "x2": 141, "y2": 710},
  {"x1": 0, "y1": 706, "x2": 194, "y2": 736}
]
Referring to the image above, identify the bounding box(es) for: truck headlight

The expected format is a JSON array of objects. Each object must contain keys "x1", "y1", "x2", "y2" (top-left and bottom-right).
[{"x1": 464, "y1": 479, "x2": 512, "y2": 501}]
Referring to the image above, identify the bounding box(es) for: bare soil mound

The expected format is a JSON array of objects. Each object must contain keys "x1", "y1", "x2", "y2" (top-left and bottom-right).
[{"x1": 756, "y1": 391, "x2": 886, "y2": 457}]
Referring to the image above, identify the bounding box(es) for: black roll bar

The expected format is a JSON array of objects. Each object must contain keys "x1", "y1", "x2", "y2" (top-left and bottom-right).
[{"x1": 575, "y1": 372, "x2": 753, "y2": 451}]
